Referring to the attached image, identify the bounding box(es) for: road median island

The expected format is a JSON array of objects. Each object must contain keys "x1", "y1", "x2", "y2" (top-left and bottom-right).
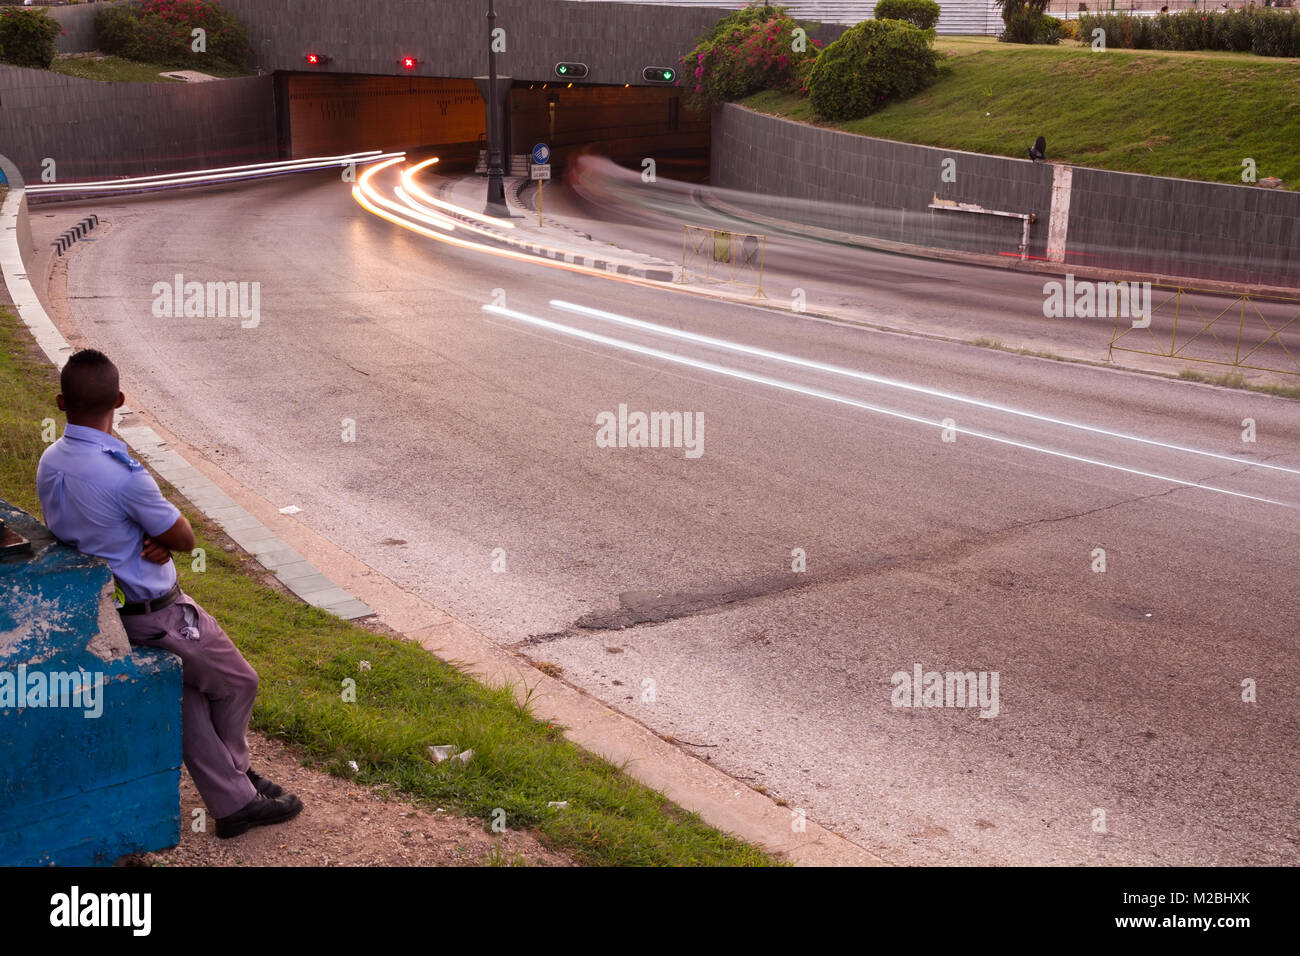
[
  {"x1": 0, "y1": 304, "x2": 780, "y2": 867},
  {"x1": 432, "y1": 172, "x2": 678, "y2": 282}
]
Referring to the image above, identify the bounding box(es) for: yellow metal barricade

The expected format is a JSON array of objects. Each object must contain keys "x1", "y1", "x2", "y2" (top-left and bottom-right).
[
  {"x1": 678, "y1": 224, "x2": 767, "y2": 298},
  {"x1": 1108, "y1": 285, "x2": 1300, "y2": 377}
]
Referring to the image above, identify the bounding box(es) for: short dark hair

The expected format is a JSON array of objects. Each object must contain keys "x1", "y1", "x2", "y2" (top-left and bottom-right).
[{"x1": 60, "y1": 349, "x2": 120, "y2": 417}]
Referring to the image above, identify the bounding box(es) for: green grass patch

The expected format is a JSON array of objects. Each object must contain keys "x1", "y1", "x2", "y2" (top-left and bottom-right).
[
  {"x1": 1175, "y1": 367, "x2": 1300, "y2": 398},
  {"x1": 51, "y1": 54, "x2": 253, "y2": 83},
  {"x1": 742, "y1": 41, "x2": 1300, "y2": 187},
  {"x1": 0, "y1": 309, "x2": 59, "y2": 517},
  {"x1": 0, "y1": 306, "x2": 777, "y2": 866}
]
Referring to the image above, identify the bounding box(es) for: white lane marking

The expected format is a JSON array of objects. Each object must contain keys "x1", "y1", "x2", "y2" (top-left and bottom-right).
[
  {"x1": 483, "y1": 303, "x2": 1292, "y2": 508},
  {"x1": 548, "y1": 300, "x2": 1300, "y2": 479}
]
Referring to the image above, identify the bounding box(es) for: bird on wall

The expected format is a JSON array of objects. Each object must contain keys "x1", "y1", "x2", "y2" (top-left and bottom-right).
[{"x1": 1028, "y1": 136, "x2": 1046, "y2": 163}]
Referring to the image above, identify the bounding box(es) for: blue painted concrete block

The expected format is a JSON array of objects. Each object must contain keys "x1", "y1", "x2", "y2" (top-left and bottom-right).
[{"x1": 0, "y1": 499, "x2": 182, "y2": 866}]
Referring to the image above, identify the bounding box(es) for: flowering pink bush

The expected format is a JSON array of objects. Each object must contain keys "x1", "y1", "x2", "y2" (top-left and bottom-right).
[
  {"x1": 96, "y1": 0, "x2": 252, "y2": 68},
  {"x1": 681, "y1": 5, "x2": 821, "y2": 109},
  {"x1": 0, "y1": 7, "x2": 64, "y2": 70}
]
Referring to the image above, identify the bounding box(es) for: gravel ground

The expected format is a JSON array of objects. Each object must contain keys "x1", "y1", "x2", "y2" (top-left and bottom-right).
[{"x1": 129, "y1": 733, "x2": 573, "y2": 867}]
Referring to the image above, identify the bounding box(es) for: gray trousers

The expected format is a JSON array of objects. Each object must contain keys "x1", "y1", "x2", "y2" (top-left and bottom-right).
[{"x1": 120, "y1": 591, "x2": 259, "y2": 818}]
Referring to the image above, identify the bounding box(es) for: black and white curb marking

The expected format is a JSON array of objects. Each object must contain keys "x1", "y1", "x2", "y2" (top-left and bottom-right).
[
  {"x1": 52, "y1": 215, "x2": 99, "y2": 256},
  {"x1": 432, "y1": 178, "x2": 676, "y2": 282}
]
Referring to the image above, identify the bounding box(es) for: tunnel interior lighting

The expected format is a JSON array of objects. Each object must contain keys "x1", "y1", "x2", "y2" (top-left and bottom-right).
[
  {"x1": 642, "y1": 66, "x2": 676, "y2": 83},
  {"x1": 554, "y1": 62, "x2": 589, "y2": 80}
]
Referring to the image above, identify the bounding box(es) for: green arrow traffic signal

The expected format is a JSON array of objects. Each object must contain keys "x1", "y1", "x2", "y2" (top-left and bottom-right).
[{"x1": 642, "y1": 66, "x2": 676, "y2": 83}]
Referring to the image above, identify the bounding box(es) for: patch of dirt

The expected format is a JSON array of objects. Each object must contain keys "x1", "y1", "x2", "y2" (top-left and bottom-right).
[{"x1": 128, "y1": 733, "x2": 573, "y2": 867}]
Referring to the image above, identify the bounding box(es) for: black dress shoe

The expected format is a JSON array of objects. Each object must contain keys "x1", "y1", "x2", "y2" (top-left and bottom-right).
[
  {"x1": 247, "y1": 768, "x2": 286, "y2": 798},
  {"x1": 215, "y1": 793, "x2": 304, "y2": 839}
]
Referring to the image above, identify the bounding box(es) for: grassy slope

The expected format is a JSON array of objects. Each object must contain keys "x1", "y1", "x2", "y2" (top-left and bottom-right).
[
  {"x1": 0, "y1": 307, "x2": 776, "y2": 866},
  {"x1": 51, "y1": 55, "x2": 253, "y2": 83},
  {"x1": 744, "y1": 37, "x2": 1300, "y2": 187}
]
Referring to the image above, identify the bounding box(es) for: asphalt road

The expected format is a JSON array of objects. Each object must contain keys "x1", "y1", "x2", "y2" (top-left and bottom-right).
[{"x1": 37, "y1": 167, "x2": 1300, "y2": 865}]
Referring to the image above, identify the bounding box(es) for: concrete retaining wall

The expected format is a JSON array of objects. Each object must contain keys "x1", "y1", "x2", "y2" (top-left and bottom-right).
[
  {"x1": 220, "y1": 0, "x2": 840, "y2": 85},
  {"x1": 0, "y1": 65, "x2": 277, "y2": 183},
  {"x1": 1066, "y1": 166, "x2": 1300, "y2": 288},
  {"x1": 49, "y1": 1, "x2": 112, "y2": 54},
  {"x1": 711, "y1": 104, "x2": 1300, "y2": 288},
  {"x1": 712, "y1": 103, "x2": 1054, "y2": 259}
]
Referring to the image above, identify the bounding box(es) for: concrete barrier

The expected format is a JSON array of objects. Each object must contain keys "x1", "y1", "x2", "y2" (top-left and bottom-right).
[
  {"x1": 0, "y1": 499, "x2": 183, "y2": 866},
  {"x1": 0, "y1": 64, "x2": 277, "y2": 183},
  {"x1": 710, "y1": 104, "x2": 1300, "y2": 291}
]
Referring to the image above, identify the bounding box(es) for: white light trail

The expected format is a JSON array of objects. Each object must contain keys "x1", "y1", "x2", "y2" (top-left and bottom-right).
[
  {"x1": 483, "y1": 302, "x2": 1292, "y2": 508},
  {"x1": 549, "y1": 299, "x2": 1300, "y2": 479},
  {"x1": 354, "y1": 157, "x2": 667, "y2": 281},
  {"x1": 27, "y1": 150, "x2": 404, "y2": 195},
  {"x1": 400, "y1": 158, "x2": 516, "y2": 229}
]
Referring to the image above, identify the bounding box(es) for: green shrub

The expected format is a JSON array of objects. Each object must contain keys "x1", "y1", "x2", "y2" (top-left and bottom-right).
[
  {"x1": 1078, "y1": 10, "x2": 1300, "y2": 57},
  {"x1": 94, "y1": 0, "x2": 252, "y2": 69},
  {"x1": 134, "y1": 11, "x2": 191, "y2": 64},
  {"x1": 94, "y1": 5, "x2": 143, "y2": 59},
  {"x1": 0, "y1": 7, "x2": 64, "y2": 70},
  {"x1": 1250, "y1": 10, "x2": 1296, "y2": 55},
  {"x1": 682, "y1": 4, "x2": 821, "y2": 108},
  {"x1": 1036, "y1": 14, "x2": 1063, "y2": 44},
  {"x1": 874, "y1": 0, "x2": 942, "y2": 31},
  {"x1": 996, "y1": 0, "x2": 1051, "y2": 44},
  {"x1": 696, "y1": 2, "x2": 784, "y2": 45},
  {"x1": 806, "y1": 18, "x2": 938, "y2": 122},
  {"x1": 1225, "y1": 10, "x2": 1254, "y2": 51}
]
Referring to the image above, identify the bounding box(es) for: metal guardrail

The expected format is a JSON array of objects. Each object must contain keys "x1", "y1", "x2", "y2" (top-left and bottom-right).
[
  {"x1": 678, "y1": 223, "x2": 767, "y2": 298},
  {"x1": 1108, "y1": 285, "x2": 1300, "y2": 376}
]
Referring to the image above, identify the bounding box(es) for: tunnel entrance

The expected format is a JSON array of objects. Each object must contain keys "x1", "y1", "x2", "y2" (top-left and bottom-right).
[
  {"x1": 509, "y1": 83, "x2": 709, "y2": 180},
  {"x1": 275, "y1": 73, "x2": 709, "y2": 179},
  {"x1": 277, "y1": 73, "x2": 486, "y2": 163}
]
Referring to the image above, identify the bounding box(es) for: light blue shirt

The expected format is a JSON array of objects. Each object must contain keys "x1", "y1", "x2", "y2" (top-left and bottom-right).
[{"x1": 36, "y1": 424, "x2": 180, "y2": 602}]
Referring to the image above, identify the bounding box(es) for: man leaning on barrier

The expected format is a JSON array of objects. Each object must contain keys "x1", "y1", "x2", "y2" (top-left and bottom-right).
[{"x1": 36, "y1": 349, "x2": 304, "y2": 839}]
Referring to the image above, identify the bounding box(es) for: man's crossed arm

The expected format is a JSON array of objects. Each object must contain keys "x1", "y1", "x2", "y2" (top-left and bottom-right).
[{"x1": 142, "y1": 514, "x2": 196, "y2": 565}]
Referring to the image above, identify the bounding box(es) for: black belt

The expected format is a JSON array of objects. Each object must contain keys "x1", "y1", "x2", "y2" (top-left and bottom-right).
[{"x1": 118, "y1": 581, "x2": 182, "y2": 616}]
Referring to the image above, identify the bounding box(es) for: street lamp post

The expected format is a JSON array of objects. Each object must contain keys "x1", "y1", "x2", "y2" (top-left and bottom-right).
[{"x1": 484, "y1": 0, "x2": 508, "y2": 216}]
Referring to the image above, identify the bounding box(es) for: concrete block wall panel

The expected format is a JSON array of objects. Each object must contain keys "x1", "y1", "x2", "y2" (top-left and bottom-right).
[
  {"x1": 0, "y1": 65, "x2": 277, "y2": 182},
  {"x1": 0, "y1": 499, "x2": 183, "y2": 867},
  {"x1": 220, "y1": 0, "x2": 838, "y2": 86},
  {"x1": 712, "y1": 104, "x2": 1300, "y2": 285},
  {"x1": 1067, "y1": 166, "x2": 1300, "y2": 288},
  {"x1": 712, "y1": 105, "x2": 1055, "y2": 258},
  {"x1": 48, "y1": 1, "x2": 114, "y2": 54}
]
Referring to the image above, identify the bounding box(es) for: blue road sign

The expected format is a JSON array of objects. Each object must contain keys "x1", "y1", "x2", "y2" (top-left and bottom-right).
[{"x1": 532, "y1": 143, "x2": 551, "y2": 165}]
